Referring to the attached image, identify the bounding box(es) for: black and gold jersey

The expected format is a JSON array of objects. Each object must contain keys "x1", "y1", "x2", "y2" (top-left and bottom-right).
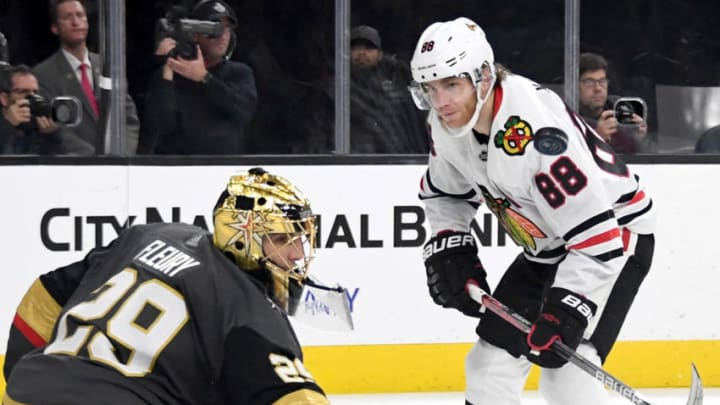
[{"x1": 4, "y1": 222, "x2": 327, "y2": 405}]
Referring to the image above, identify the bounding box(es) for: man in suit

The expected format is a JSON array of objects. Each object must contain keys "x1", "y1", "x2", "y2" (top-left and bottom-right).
[{"x1": 33, "y1": 0, "x2": 140, "y2": 155}]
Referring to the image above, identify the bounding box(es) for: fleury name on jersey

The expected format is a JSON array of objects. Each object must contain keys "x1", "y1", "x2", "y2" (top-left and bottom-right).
[{"x1": 134, "y1": 239, "x2": 201, "y2": 277}]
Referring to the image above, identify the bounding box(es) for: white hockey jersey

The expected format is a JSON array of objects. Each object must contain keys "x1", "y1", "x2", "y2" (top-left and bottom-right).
[{"x1": 419, "y1": 73, "x2": 655, "y2": 311}]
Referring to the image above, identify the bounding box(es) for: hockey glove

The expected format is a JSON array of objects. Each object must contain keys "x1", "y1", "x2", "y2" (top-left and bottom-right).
[
  {"x1": 526, "y1": 287, "x2": 597, "y2": 368},
  {"x1": 423, "y1": 231, "x2": 490, "y2": 317}
]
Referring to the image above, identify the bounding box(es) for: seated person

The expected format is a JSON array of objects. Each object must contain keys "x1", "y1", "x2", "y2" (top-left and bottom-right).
[
  {"x1": 0, "y1": 64, "x2": 62, "y2": 154},
  {"x1": 578, "y1": 52, "x2": 648, "y2": 154},
  {"x1": 349, "y1": 25, "x2": 427, "y2": 153}
]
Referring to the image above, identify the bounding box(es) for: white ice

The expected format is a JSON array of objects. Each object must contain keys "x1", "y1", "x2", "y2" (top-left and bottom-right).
[{"x1": 329, "y1": 388, "x2": 720, "y2": 405}]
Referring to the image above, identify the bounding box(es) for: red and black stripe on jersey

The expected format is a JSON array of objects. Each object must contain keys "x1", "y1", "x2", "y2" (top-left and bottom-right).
[{"x1": 564, "y1": 210, "x2": 624, "y2": 262}]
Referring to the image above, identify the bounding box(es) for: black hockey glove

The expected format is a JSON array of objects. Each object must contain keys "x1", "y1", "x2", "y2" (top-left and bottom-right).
[
  {"x1": 423, "y1": 231, "x2": 490, "y2": 317},
  {"x1": 526, "y1": 287, "x2": 597, "y2": 368}
]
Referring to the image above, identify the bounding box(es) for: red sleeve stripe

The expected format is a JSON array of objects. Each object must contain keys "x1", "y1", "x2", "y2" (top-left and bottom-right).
[
  {"x1": 628, "y1": 190, "x2": 646, "y2": 205},
  {"x1": 622, "y1": 228, "x2": 631, "y2": 252},
  {"x1": 568, "y1": 228, "x2": 621, "y2": 251},
  {"x1": 13, "y1": 313, "x2": 48, "y2": 348}
]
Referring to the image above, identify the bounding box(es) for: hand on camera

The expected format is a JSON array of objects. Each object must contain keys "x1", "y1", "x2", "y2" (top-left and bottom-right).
[
  {"x1": 595, "y1": 110, "x2": 617, "y2": 142},
  {"x1": 630, "y1": 113, "x2": 648, "y2": 140},
  {"x1": 166, "y1": 45, "x2": 207, "y2": 82},
  {"x1": 36, "y1": 116, "x2": 58, "y2": 134},
  {"x1": 4, "y1": 99, "x2": 31, "y2": 126},
  {"x1": 155, "y1": 37, "x2": 177, "y2": 56}
]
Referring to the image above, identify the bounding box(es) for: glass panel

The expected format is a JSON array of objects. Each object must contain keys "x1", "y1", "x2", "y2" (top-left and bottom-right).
[
  {"x1": 349, "y1": 0, "x2": 565, "y2": 154},
  {"x1": 580, "y1": 0, "x2": 720, "y2": 154},
  {"x1": 0, "y1": 0, "x2": 136, "y2": 156},
  {"x1": 230, "y1": 0, "x2": 335, "y2": 154},
  {"x1": 127, "y1": 0, "x2": 335, "y2": 155}
]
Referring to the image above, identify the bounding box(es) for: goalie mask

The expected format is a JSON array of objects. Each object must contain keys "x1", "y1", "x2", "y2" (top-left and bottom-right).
[
  {"x1": 213, "y1": 167, "x2": 317, "y2": 313},
  {"x1": 409, "y1": 17, "x2": 496, "y2": 135}
]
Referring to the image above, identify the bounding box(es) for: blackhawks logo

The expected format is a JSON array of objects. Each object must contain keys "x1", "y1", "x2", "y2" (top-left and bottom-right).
[
  {"x1": 494, "y1": 115, "x2": 533, "y2": 155},
  {"x1": 479, "y1": 185, "x2": 545, "y2": 250}
]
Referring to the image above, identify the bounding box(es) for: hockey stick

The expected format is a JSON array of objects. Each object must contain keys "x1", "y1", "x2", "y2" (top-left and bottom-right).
[{"x1": 466, "y1": 281, "x2": 703, "y2": 405}]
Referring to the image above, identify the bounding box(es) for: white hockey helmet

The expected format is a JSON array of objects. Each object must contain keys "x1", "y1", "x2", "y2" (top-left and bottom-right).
[{"x1": 409, "y1": 17, "x2": 496, "y2": 111}]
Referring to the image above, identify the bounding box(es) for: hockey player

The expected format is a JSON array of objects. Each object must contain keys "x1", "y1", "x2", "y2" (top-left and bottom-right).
[
  {"x1": 413, "y1": 18, "x2": 655, "y2": 405},
  {"x1": 3, "y1": 168, "x2": 332, "y2": 404}
]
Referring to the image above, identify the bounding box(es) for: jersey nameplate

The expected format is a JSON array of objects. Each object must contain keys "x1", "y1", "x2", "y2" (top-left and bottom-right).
[{"x1": 135, "y1": 239, "x2": 201, "y2": 277}]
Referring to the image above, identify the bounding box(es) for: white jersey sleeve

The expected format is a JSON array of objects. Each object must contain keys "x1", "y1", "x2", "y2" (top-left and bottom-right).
[{"x1": 419, "y1": 150, "x2": 482, "y2": 234}]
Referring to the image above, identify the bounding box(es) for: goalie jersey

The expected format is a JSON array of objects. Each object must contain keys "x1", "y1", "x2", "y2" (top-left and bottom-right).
[
  {"x1": 3, "y1": 222, "x2": 326, "y2": 405},
  {"x1": 419, "y1": 73, "x2": 655, "y2": 310}
]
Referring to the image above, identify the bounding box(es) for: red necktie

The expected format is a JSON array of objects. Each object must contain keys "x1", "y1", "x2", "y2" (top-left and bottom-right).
[{"x1": 79, "y1": 63, "x2": 99, "y2": 117}]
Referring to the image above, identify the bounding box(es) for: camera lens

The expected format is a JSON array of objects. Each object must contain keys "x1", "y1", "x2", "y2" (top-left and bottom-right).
[{"x1": 53, "y1": 103, "x2": 72, "y2": 124}]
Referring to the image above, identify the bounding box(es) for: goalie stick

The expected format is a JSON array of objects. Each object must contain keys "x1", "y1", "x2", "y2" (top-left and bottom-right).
[{"x1": 466, "y1": 281, "x2": 703, "y2": 405}]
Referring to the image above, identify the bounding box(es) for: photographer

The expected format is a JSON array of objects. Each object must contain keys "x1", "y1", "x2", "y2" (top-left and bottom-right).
[
  {"x1": 0, "y1": 65, "x2": 63, "y2": 155},
  {"x1": 143, "y1": 0, "x2": 257, "y2": 155},
  {"x1": 578, "y1": 52, "x2": 649, "y2": 154},
  {"x1": 34, "y1": 0, "x2": 140, "y2": 155}
]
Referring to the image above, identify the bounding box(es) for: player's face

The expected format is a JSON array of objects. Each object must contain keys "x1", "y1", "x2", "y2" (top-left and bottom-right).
[
  {"x1": 262, "y1": 233, "x2": 305, "y2": 272},
  {"x1": 579, "y1": 69, "x2": 609, "y2": 112},
  {"x1": 423, "y1": 76, "x2": 477, "y2": 128}
]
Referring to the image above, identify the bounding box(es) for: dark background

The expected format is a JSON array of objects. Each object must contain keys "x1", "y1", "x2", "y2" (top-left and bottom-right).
[{"x1": 1, "y1": 0, "x2": 718, "y2": 152}]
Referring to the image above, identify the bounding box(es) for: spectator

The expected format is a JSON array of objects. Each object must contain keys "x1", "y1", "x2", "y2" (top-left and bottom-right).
[
  {"x1": 143, "y1": 0, "x2": 258, "y2": 155},
  {"x1": 578, "y1": 52, "x2": 649, "y2": 154},
  {"x1": 349, "y1": 25, "x2": 427, "y2": 153},
  {"x1": 0, "y1": 64, "x2": 62, "y2": 154},
  {"x1": 33, "y1": 0, "x2": 140, "y2": 155}
]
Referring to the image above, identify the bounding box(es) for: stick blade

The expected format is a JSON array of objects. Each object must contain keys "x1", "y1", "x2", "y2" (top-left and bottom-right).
[{"x1": 687, "y1": 363, "x2": 703, "y2": 405}]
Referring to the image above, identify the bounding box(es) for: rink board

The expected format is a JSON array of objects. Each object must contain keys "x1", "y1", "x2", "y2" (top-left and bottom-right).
[{"x1": 0, "y1": 164, "x2": 717, "y2": 393}]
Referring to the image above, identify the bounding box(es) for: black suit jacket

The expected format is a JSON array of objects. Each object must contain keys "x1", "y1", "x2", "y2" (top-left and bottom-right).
[{"x1": 33, "y1": 50, "x2": 140, "y2": 155}]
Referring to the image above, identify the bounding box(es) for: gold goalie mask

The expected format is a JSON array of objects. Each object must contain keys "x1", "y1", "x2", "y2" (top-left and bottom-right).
[{"x1": 213, "y1": 167, "x2": 317, "y2": 312}]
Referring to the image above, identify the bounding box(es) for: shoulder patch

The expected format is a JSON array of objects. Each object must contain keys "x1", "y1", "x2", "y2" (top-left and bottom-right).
[
  {"x1": 533, "y1": 127, "x2": 568, "y2": 155},
  {"x1": 494, "y1": 115, "x2": 533, "y2": 156}
]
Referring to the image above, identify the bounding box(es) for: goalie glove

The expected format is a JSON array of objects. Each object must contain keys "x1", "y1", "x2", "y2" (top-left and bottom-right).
[
  {"x1": 422, "y1": 231, "x2": 490, "y2": 317},
  {"x1": 526, "y1": 287, "x2": 597, "y2": 368}
]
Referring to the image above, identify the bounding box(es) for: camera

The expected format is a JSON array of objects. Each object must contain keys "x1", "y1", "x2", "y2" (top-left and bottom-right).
[
  {"x1": 614, "y1": 97, "x2": 647, "y2": 125},
  {"x1": 156, "y1": 7, "x2": 224, "y2": 60},
  {"x1": 26, "y1": 93, "x2": 82, "y2": 127}
]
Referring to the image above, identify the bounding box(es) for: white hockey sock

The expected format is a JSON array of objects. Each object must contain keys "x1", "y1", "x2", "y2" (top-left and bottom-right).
[
  {"x1": 539, "y1": 342, "x2": 611, "y2": 405},
  {"x1": 465, "y1": 338, "x2": 531, "y2": 405}
]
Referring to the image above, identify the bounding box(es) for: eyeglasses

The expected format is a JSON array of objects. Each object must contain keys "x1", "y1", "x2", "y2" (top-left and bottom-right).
[
  {"x1": 580, "y1": 78, "x2": 608, "y2": 88},
  {"x1": 11, "y1": 88, "x2": 38, "y2": 96}
]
